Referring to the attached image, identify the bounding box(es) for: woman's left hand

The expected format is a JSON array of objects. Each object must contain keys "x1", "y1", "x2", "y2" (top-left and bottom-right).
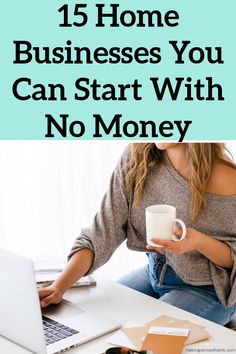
[{"x1": 146, "y1": 227, "x2": 203, "y2": 255}]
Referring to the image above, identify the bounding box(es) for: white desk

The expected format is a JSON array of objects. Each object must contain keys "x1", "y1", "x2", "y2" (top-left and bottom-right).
[{"x1": 1, "y1": 275, "x2": 236, "y2": 353}]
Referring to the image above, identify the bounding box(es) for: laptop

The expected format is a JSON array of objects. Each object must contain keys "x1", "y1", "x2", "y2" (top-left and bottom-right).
[{"x1": 0, "y1": 249, "x2": 122, "y2": 354}]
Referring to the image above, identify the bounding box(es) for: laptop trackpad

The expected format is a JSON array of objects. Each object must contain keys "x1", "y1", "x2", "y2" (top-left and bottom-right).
[{"x1": 43, "y1": 300, "x2": 84, "y2": 320}]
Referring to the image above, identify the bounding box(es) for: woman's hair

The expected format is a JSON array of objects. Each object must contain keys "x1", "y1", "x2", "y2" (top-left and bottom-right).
[{"x1": 125, "y1": 143, "x2": 235, "y2": 222}]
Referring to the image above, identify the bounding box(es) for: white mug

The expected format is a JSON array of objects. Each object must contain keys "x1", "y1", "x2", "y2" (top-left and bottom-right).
[{"x1": 146, "y1": 204, "x2": 186, "y2": 247}]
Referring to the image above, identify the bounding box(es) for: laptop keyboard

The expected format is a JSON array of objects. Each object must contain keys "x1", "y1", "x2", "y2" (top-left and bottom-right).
[{"x1": 42, "y1": 316, "x2": 79, "y2": 346}]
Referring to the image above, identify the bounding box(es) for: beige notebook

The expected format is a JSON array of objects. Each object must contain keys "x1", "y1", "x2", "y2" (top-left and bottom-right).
[
  {"x1": 145, "y1": 315, "x2": 210, "y2": 345},
  {"x1": 122, "y1": 326, "x2": 149, "y2": 350},
  {"x1": 120, "y1": 315, "x2": 209, "y2": 351}
]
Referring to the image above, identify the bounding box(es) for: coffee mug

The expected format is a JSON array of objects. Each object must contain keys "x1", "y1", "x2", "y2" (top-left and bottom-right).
[{"x1": 146, "y1": 204, "x2": 186, "y2": 247}]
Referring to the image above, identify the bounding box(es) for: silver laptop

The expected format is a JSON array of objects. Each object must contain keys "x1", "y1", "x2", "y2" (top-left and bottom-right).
[{"x1": 0, "y1": 249, "x2": 122, "y2": 354}]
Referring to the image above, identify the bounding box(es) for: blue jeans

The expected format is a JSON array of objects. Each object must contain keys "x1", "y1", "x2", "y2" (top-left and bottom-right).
[{"x1": 118, "y1": 253, "x2": 236, "y2": 325}]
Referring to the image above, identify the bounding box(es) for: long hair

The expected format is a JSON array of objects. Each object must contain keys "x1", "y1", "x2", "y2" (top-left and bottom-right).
[{"x1": 125, "y1": 143, "x2": 235, "y2": 222}]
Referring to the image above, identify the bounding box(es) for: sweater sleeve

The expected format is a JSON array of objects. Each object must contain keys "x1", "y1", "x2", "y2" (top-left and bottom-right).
[
  {"x1": 209, "y1": 235, "x2": 236, "y2": 308},
  {"x1": 68, "y1": 146, "x2": 131, "y2": 274}
]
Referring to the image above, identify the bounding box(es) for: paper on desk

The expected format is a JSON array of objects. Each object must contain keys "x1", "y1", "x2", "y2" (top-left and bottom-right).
[
  {"x1": 34, "y1": 259, "x2": 65, "y2": 272},
  {"x1": 108, "y1": 323, "x2": 144, "y2": 351},
  {"x1": 36, "y1": 271, "x2": 61, "y2": 283}
]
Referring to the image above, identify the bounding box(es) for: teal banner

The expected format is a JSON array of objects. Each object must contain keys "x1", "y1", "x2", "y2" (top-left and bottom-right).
[{"x1": 1, "y1": 1, "x2": 235, "y2": 140}]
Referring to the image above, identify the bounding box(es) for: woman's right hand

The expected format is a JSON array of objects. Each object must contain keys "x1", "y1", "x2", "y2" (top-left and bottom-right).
[
  {"x1": 39, "y1": 285, "x2": 63, "y2": 308},
  {"x1": 38, "y1": 248, "x2": 94, "y2": 309}
]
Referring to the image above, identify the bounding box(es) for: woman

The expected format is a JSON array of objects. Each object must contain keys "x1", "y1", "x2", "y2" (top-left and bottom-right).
[{"x1": 39, "y1": 143, "x2": 236, "y2": 325}]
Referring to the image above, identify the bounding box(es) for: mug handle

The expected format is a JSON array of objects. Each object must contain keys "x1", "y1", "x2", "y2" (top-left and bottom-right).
[{"x1": 172, "y1": 219, "x2": 186, "y2": 241}]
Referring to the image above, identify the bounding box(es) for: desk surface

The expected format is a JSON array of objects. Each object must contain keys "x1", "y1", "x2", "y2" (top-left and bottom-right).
[{"x1": 1, "y1": 275, "x2": 235, "y2": 354}]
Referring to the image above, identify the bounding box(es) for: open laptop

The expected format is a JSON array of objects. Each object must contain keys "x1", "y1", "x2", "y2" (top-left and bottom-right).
[{"x1": 0, "y1": 249, "x2": 122, "y2": 354}]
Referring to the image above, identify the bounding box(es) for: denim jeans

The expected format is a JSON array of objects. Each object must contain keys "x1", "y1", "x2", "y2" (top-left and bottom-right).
[{"x1": 118, "y1": 252, "x2": 236, "y2": 325}]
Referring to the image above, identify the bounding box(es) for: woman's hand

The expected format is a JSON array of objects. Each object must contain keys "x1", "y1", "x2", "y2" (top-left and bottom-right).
[
  {"x1": 146, "y1": 226, "x2": 233, "y2": 268},
  {"x1": 38, "y1": 284, "x2": 63, "y2": 308},
  {"x1": 146, "y1": 227, "x2": 203, "y2": 255}
]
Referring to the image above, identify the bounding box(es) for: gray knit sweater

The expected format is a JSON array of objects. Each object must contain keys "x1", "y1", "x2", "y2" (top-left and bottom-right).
[{"x1": 69, "y1": 146, "x2": 236, "y2": 308}]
